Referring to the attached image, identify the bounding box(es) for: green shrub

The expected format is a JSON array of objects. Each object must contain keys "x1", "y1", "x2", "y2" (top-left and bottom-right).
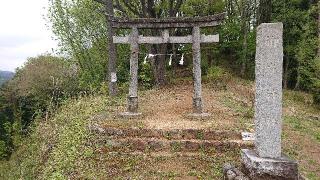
[
  {"x1": 0, "y1": 95, "x2": 112, "y2": 179},
  {"x1": 139, "y1": 62, "x2": 154, "y2": 89},
  {"x1": 312, "y1": 78, "x2": 320, "y2": 106},
  {"x1": 206, "y1": 66, "x2": 230, "y2": 90},
  {"x1": 0, "y1": 141, "x2": 7, "y2": 159},
  {"x1": 207, "y1": 66, "x2": 226, "y2": 80},
  {"x1": 313, "y1": 90, "x2": 320, "y2": 106}
]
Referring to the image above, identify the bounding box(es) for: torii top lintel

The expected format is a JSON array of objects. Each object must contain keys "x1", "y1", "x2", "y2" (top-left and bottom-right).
[{"x1": 108, "y1": 12, "x2": 226, "y2": 29}]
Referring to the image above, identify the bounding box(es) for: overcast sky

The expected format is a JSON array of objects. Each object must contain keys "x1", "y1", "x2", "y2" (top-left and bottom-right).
[{"x1": 0, "y1": 0, "x2": 57, "y2": 72}]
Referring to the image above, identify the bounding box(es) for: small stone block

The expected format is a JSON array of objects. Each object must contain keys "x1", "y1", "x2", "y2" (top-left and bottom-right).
[
  {"x1": 241, "y1": 149, "x2": 299, "y2": 180},
  {"x1": 241, "y1": 132, "x2": 255, "y2": 141}
]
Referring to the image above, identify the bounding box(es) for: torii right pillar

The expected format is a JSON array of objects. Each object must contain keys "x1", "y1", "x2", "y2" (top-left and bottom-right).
[
  {"x1": 188, "y1": 26, "x2": 211, "y2": 118},
  {"x1": 241, "y1": 23, "x2": 299, "y2": 180}
]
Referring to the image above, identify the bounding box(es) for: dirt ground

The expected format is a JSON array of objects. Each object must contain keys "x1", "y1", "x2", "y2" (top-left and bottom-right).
[{"x1": 110, "y1": 80, "x2": 254, "y2": 132}]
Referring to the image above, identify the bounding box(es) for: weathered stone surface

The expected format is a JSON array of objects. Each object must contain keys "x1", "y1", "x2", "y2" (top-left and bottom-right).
[
  {"x1": 185, "y1": 141, "x2": 201, "y2": 151},
  {"x1": 128, "y1": 27, "x2": 139, "y2": 98},
  {"x1": 127, "y1": 96, "x2": 139, "y2": 113},
  {"x1": 100, "y1": 138, "x2": 252, "y2": 153},
  {"x1": 192, "y1": 26, "x2": 203, "y2": 114},
  {"x1": 192, "y1": 97, "x2": 203, "y2": 114},
  {"x1": 241, "y1": 149, "x2": 299, "y2": 180},
  {"x1": 148, "y1": 140, "x2": 164, "y2": 150},
  {"x1": 255, "y1": 23, "x2": 283, "y2": 158},
  {"x1": 88, "y1": 123, "x2": 107, "y2": 134},
  {"x1": 223, "y1": 163, "x2": 250, "y2": 180},
  {"x1": 109, "y1": 12, "x2": 226, "y2": 29},
  {"x1": 113, "y1": 34, "x2": 219, "y2": 44},
  {"x1": 130, "y1": 139, "x2": 147, "y2": 151},
  {"x1": 123, "y1": 27, "x2": 141, "y2": 115},
  {"x1": 91, "y1": 126, "x2": 245, "y2": 140}
]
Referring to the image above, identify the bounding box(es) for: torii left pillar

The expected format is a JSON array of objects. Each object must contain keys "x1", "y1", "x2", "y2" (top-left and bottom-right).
[{"x1": 120, "y1": 27, "x2": 142, "y2": 118}]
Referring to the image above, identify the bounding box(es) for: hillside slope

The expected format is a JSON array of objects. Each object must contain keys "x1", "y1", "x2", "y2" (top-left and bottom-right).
[
  {"x1": 0, "y1": 76, "x2": 319, "y2": 179},
  {"x1": 0, "y1": 70, "x2": 14, "y2": 86}
]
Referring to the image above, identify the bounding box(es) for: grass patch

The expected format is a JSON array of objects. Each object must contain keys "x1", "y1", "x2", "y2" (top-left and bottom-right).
[
  {"x1": 0, "y1": 95, "x2": 115, "y2": 179},
  {"x1": 284, "y1": 116, "x2": 320, "y2": 143},
  {"x1": 219, "y1": 93, "x2": 253, "y2": 131}
]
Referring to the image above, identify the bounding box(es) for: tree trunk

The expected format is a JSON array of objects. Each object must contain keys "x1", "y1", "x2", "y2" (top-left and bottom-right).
[
  {"x1": 151, "y1": 44, "x2": 167, "y2": 87},
  {"x1": 257, "y1": 0, "x2": 272, "y2": 25},
  {"x1": 318, "y1": 1, "x2": 320, "y2": 57},
  {"x1": 295, "y1": 62, "x2": 301, "y2": 90},
  {"x1": 240, "y1": 0, "x2": 249, "y2": 77},
  {"x1": 149, "y1": 29, "x2": 168, "y2": 87},
  {"x1": 253, "y1": 0, "x2": 258, "y2": 28},
  {"x1": 240, "y1": 31, "x2": 248, "y2": 76},
  {"x1": 206, "y1": 44, "x2": 214, "y2": 67},
  {"x1": 172, "y1": 43, "x2": 178, "y2": 76},
  {"x1": 106, "y1": 0, "x2": 118, "y2": 96}
]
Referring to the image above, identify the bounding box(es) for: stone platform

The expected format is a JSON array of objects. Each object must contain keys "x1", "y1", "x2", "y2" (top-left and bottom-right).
[{"x1": 241, "y1": 149, "x2": 299, "y2": 180}]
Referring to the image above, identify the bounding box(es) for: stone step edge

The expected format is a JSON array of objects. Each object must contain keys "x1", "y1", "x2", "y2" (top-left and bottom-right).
[
  {"x1": 102, "y1": 151, "x2": 234, "y2": 158},
  {"x1": 96, "y1": 137, "x2": 254, "y2": 152},
  {"x1": 100, "y1": 137, "x2": 253, "y2": 143},
  {"x1": 89, "y1": 124, "x2": 244, "y2": 140}
]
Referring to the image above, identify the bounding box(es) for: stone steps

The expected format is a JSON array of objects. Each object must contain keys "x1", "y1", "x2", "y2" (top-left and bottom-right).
[
  {"x1": 96, "y1": 137, "x2": 254, "y2": 153},
  {"x1": 90, "y1": 125, "x2": 242, "y2": 141},
  {"x1": 101, "y1": 151, "x2": 218, "y2": 158}
]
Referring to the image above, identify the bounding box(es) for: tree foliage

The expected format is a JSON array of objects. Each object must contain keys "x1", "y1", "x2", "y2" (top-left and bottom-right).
[
  {"x1": 0, "y1": 55, "x2": 79, "y2": 158},
  {"x1": 48, "y1": 0, "x2": 108, "y2": 90}
]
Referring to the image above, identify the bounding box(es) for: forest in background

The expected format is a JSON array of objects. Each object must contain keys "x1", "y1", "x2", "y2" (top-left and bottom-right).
[{"x1": 0, "y1": 0, "x2": 320, "y2": 159}]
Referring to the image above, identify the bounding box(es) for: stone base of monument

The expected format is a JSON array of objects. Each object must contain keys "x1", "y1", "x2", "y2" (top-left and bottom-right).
[
  {"x1": 186, "y1": 112, "x2": 211, "y2": 120},
  {"x1": 241, "y1": 149, "x2": 299, "y2": 180},
  {"x1": 119, "y1": 112, "x2": 142, "y2": 119}
]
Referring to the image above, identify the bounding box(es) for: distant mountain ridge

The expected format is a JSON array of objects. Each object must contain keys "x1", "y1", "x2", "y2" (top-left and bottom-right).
[{"x1": 0, "y1": 70, "x2": 14, "y2": 86}]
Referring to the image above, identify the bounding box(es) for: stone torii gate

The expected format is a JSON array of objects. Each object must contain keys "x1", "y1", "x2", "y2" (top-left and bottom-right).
[{"x1": 109, "y1": 13, "x2": 225, "y2": 117}]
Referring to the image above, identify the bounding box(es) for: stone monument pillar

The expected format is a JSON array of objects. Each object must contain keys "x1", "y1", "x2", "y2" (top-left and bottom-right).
[{"x1": 241, "y1": 23, "x2": 299, "y2": 179}]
